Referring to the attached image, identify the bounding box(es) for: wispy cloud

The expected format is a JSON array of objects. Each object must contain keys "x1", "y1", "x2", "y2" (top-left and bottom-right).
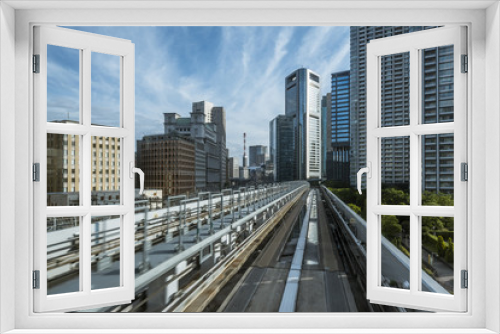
[{"x1": 52, "y1": 26, "x2": 350, "y2": 158}]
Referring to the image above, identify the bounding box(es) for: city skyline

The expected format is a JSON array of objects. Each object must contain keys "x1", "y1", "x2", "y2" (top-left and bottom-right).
[{"x1": 54, "y1": 26, "x2": 350, "y2": 159}]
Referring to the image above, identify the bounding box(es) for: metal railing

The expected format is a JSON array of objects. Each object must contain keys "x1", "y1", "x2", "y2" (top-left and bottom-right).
[{"x1": 47, "y1": 182, "x2": 303, "y2": 284}]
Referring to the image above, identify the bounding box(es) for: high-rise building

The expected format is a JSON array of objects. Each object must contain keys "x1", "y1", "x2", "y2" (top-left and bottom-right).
[
  {"x1": 330, "y1": 70, "x2": 350, "y2": 184},
  {"x1": 285, "y1": 68, "x2": 322, "y2": 180},
  {"x1": 228, "y1": 157, "x2": 239, "y2": 180},
  {"x1": 190, "y1": 101, "x2": 225, "y2": 190},
  {"x1": 136, "y1": 134, "x2": 196, "y2": 196},
  {"x1": 249, "y1": 145, "x2": 267, "y2": 167},
  {"x1": 211, "y1": 106, "x2": 228, "y2": 188},
  {"x1": 163, "y1": 101, "x2": 227, "y2": 192},
  {"x1": 269, "y1": 115, "x2": 295, "y2": 182},
  {"x1": 421, "y1": 46, "x2": 455, "y2": 194},
  {"x1": 321, "y1": 94, "x2": 332, "y2": 180},
  {"x1": 349, "y1": 26, "x2": 452, "y2": 193}
]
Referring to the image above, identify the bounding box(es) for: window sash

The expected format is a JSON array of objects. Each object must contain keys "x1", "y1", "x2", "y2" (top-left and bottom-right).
[
  {"x1": 33, "y1": 25, "x2": 136, "y2": 312},
  {"x1": 366, "y1": 26, "x2": 467, "y2": 312}
]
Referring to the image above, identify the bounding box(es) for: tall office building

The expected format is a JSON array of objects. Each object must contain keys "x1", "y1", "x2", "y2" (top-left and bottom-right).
[
  {"x1": 211, "y1": 106, "x2": 228, "y2": 188},
  {"x1": 269, "y1": 115, "x2": 295, "y2": 182},
  {"x1": 330, "y1": 70, "x2": 350, "y2": 184},
  {"x1": 285, "y1": 68, "x2": 322, "y2": 180},
  {"x1": 249, "y1": 145, "x2": 268, "y2": 167},
  {"x1": 228, "y1": 157, "x2": 239, "y2": 180},
  {"x1": 163, "y1": 101, "x2": 227, "y2": 192},
  {"x1": 136, "y1": 134, "x2": 196, "y2": 196},
  {"x1": 321, "y1": 94, "x2": 332, "y2": 180},
  {"x1": 350, "y1": 26, "x2": 452, "y2": 193}
]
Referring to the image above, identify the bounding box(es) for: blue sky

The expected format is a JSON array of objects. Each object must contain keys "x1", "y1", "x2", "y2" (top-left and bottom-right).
[{"x1": 49, "y1": 26, "x2": 350, "y2": 158}]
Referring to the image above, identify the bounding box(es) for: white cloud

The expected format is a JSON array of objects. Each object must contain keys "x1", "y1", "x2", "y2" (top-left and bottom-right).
[{"x1": 61, "y1": 26, "x2": 350, "y2": 159}]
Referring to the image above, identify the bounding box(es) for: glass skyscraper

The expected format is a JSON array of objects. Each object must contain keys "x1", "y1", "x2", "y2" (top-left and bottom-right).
[
  {"x1": 350, "y1": 26, "x2": 453, "y2": 193},
  {"x1": 321, "y1": 94, "x2": 331, "y2": 180},
  {"x1": 330, "y1": 70, "x2": 350, "y2": 184},
  {"x1": 285, "y1": 68, "x2": 322, "y2": 180},
  {"x1": 249, "y1": 145, "x2": 268, "y2": 167},
  {"x1": 269, "y1": 115, "x2": 295, "y2": 182}
]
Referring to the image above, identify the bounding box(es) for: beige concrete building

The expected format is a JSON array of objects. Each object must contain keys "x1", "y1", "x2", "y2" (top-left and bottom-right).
[{"x1": 47, "y1": 121, "x2": 121, "y2": 206}]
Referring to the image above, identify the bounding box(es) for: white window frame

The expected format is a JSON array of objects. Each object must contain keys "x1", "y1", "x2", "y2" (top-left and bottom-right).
[
  {"x1": 0, "y1": 1, "x2": 498, "y2": 333},
  {"x1": 365, "y1": 26, "x2": 467, "y2": 312},
  {"x1": 33, "y1": 25, "x2": 136, "y2": 312}
]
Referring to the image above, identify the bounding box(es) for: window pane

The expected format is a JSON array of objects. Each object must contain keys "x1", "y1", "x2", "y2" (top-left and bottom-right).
[
  {"x1": 91, "y1": 215, "x2": 121, "y2": 290},
  {"x1": 47, "y1": 133, "x2": 80, "y2": 206},
  {"x1": 421, "y1": 217, "x2": 454, "y2": 295},
  {"x1": 91, "y1": 52, "x2": 121, "y2": 127},
  {"x1": 421, "y1": 45, "x2": 454, "y2": 124},
  {"x1": 421, "y1": 134, "x2": 454, "y2": 205},
  {"x1": 91, "y1": 136, "x2": 121, "y2": 205},
  {"x1": 380, "y1": 52, "x2": 410, "y2": 127},
  {"x1": 47, "y1": 217, "x2": 80, "y2": 295},
  {"x1": 381, "y1": 136, "x2": 410, "y2": 205},
  {"x1": 47, "y1": 45, "x2": 80, "y2": 123},
  {"x1": 381, "y1": 215, "x2": 410, "y2": 290}
]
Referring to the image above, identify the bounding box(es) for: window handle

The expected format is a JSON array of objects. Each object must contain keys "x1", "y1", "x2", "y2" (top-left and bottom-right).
[
  {"x1": 129, "y1": 162, "x2": 145, "y2": 195},
  {"x1": 357, "y1": 162, "x2": 371, "y2": 195}
]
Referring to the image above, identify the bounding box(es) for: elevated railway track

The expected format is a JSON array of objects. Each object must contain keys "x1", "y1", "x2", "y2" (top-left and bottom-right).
[{"x1": 49, "y1": 182, "x2": 418, "y2": 312}]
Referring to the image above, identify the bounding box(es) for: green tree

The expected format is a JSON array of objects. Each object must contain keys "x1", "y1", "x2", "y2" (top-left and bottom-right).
[
  {"x1": 400, "y1": 218, "x2": 410, "y2": 238},
  {"x1": 422, "y1": 225, "x2": 430, "y2": 235},
  {"x1": 422, "y1": 216, "x2": 444, "y2": 231},
  {"x1": 445, "y1": 237, "x2": 454, "y2": 263},
  {"x1": 437, "y1": 235, "x2": 447, "y2": 258},
  {"x1": 422, "y1": 191, "x2": 454, "y2": 206},
  {"x1": 381, "y1": 188, "x2": 409, "y2": 205},
  {"x1": 348, "y1": 203, "x2": 362, "y2": 216},
  {"x1": 382, "y1": 215, "x2": 402, "y2": 241},
  {"x1": 442, "y1": 217, "x2": 454, "y2": 230},
  {"x1": 330, "y1": 187, "x2": 367, "y2": 220}
]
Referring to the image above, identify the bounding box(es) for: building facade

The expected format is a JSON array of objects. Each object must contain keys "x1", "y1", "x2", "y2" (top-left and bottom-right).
[
  {"x1": 47, "y1": 120, "x2": 121, "y2": 206},
  {"x1": 350, "y1": 26, "x2": 452, "y2": 193},
  {"x1": 249, "y1": 145, "x2": 267, "y2": 167},
  {"x1": 163, "y1": 101, "x2": 227, "y2": 192},
  {"x1": 269, "y1": 115, "x2": 295, "y2": 182},
  {"x1": 285, "y1": 68, "x2": 322, "y2": 180},
  {"x1": 239, "y1": 166, "x2": 249, "y2": 181},
  {"x1": 421, "y1": 46, "x2": 455, "y2": 193},
  {"x1": 228, "y1": 157, "x2": 239, "y2": 180},
  {"x1": 330, "y1": 70, "x2": 350, "y2": 185},
  {"x1": 321, "y1": 93, "x2": 332, "y2": 180},
  {"x1": 136, "y1": 134, "x2": 196, "y2": 196},
  {"x1": 211, "y1": 106, "x2": 228, "y2": 188}
]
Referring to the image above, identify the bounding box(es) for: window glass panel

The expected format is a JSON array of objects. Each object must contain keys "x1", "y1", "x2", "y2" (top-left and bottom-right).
[
  {"x1": 421, "y1": 134, "x2": 454, "y2": 205},
  {"x1": 421, "y1": 45, "x2": 454, "y2": 124},
  {"x1": 380, "y1": 52, "x2": 410, "y2": 127},
  {"x1": 91, "y1": 136, "x2": 121, "y2": 205},
  {"x1": 381, "y1": 215, "x2": 410, "y2": 290},
  {"x1": 91, "y1": 52, "x2": 121, "y2": 128},
  {"x1": 91, "y1": 215, "x2": 121, "y2": 290},
  {"x1": 47, "y1": 133, "x2": 81, "y2": 206},
  {"x1": 421, "y1": 217, "x2": 454, "y2": 294},
  {"x1": 47, "y1": 217, "x2": 80, "y2": 295},
  {"x1": 381, "y1": 137, "x2": 410, "y2": 205},
  {"x1": 47, "y1": 45, "x2": 80, "y2": 123}
]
